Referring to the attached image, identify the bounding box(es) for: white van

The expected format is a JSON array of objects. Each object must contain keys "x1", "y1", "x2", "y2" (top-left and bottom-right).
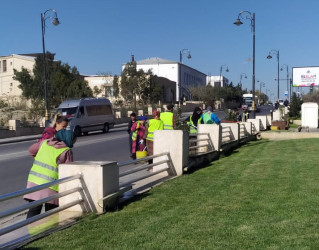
[{"x1": 56, "y1": 98, "x2": 115, "y2": 136}]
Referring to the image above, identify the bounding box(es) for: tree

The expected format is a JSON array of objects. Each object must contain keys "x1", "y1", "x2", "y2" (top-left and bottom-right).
[
  {"x1": 289, "y1": 92, "x2": 303, "y2": 118},
  {"x1": 13, "y1": 52, "x2": 93, "y2": 109},
  {"x1": 113, "y1": 75, "x2": 120, "y2": 98},
  {"x1": 120, "y1": 62, "x2": 163, "y2": 107},
  {"x1": 301, "y1": 90, "x2": 319, "y2": 104},
  {"x1": 93, "y1": 86, "x2": 103, "y2": 97}
]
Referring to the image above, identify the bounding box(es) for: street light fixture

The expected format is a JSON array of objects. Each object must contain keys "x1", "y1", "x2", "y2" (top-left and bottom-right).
[
  {"x1": 179, "y1": 49, "x2": 191, "y2": 102},
  {"x1": 257, "y1": 80, "x2": 265, "y2": 104},
  {"x1": 234, "y1": 10, "x2": 256, "y2": 118},
  {"x1": 41, "y1": 9, "x2": 60, "y2": 126},
  {"x1": 267, "y1": 49, "x2": 280, "y2": 100},
  {"x1": 179, "y1": 49, "x2": 191, "y2": 64},
  {"x1": 239, "y1": 73, "x2": 247, "y2": 87},
  {"x1": 280, "y1": 64, "x2": 289, "y2": 101}
]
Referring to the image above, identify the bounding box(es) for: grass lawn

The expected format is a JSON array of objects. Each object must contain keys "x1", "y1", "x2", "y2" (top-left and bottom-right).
[{"x1": 24, "y1": 139, "x2": 319, "y2": 250}]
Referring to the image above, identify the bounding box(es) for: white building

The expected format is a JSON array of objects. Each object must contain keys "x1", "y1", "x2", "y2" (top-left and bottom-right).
[
  {"x1": 206, "y1": 75, "x2": 229, "y2": 87},
  {"x1": 123, "y1": 57, "x2": 206, "y2": 102},
  {"x1": 84, "y1": 75, "x2": 115, "y2": 101},
  {"x1": 0, "y1": 54, "x2": 38, "y2": 105}
]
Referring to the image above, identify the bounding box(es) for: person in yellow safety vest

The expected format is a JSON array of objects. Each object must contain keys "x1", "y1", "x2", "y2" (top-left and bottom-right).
[
  {"x1": 146, "y1": 110, "x2": 164, "y2": 164},
  {"x1": 202, "y1": 106, "x2": 221, "y2": 125},
  {"x1": 186, "y1": 107, "x2": 203, "y2": 134},
  {"x1": 242, "y1": 109, "x2": 249, "y2": 122},
  {"x1": 24, "y1": 129, "x2": 76, "y2": 218},
  {"x1": 160, "y1": 104, "x2": 175, "y2": 130}
]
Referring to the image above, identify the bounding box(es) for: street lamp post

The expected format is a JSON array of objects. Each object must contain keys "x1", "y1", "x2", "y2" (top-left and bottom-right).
[
  {"x1": 257, "y1": 80, "x2": 265, "y2": 105},
  {"x1": 179, "y1": 49, "x2": 191, "y2": 103},
  {"x1": 41, "y1": 9, "x2": 60, "y2": 126},
  {"x1": 267, "y1": 49, "x2": 280, "y2": 100},
  {"x1": 239, "y1": 73, "x2": 247, "y2": 87},
  {"x1": 234, "y1": 11, "x2": 256, "y2": 118},
  {"x1": 280, "y1": 64, "x2": 289, "y2": 101},
  {"x1": 218, "y1": 65, "x2": 229, "y2": 99}
]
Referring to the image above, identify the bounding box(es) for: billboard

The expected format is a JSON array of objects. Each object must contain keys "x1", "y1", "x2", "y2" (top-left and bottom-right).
[{"x1": 292, "y1": 66, "x2": 319, "y2": 87}]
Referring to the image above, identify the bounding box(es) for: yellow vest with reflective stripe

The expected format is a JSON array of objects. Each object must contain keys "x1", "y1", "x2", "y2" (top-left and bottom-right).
[
  {"x1": 131, "y1": 121, "x2": 140, "y2": 141},
  {"x1": 187, "y1": 116, "x2": 202, "y2": 134},
  {"x1": 160, "y1": 112, "x2": 174, "y2": 130},
  {"x1": 28, "y1": 140, "x2": 69, "y2": 192},
  {"x1": 146, "y1": 119, "x2": 164, "y2": 141}
]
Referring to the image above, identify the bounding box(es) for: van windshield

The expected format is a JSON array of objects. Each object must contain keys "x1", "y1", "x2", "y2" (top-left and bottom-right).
[{"x1": 56, "y1": 107, "x2": 78, "y2": 118}]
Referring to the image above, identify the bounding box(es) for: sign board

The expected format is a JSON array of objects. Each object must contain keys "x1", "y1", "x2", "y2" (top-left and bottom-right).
[
  {"x1": 292, "y1": 66, "x2": 319, "y2": 87},
  {"x1": 284, "y1": 91, "x2": 288, "y2": 96}
]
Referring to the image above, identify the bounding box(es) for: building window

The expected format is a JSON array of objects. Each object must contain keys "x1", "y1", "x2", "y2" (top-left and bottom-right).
[
  {"x1": 10, "y1": 83, "x2": 13, "y2": 87},
  {"x1": 3, "y1": 60, "x2": 7, "y2": 72}
]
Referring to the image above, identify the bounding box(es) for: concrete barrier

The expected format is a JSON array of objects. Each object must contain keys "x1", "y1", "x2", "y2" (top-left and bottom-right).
[
  {"x1": 247, "y1": 118, "x2": 261, "y2": 133},
  {"x1": 197, "y1": 124, "x2": 222, "y2": 152},
  {"x1": 59, "y1": 161, "x2": 119, "y2": 214},
  {"x1": 153, "y1": 130, "x2": 189, "y2": 176},
  {"x1": 256, "y1": 115, "x2": 267, "y2": 130}
]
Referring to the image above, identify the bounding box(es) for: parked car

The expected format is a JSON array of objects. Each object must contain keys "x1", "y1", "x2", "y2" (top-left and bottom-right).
[{"x1": 56, "y1": 98, "x2": 115, "y2": 136}]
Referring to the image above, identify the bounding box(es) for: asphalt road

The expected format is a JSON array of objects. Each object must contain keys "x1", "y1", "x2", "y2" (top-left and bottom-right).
[{"x1": 0, "y1": 126, "x2": 130, "y2": 212}]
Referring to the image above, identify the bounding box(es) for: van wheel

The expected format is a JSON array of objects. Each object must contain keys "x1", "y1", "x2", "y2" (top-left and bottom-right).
[
  {"x1": 74, "y1": 126, "x2": 82, "y2": 137},
  {"x1": 83, "y1": 132, "x2": 88, "y2": 136},
  {"x1": 103, "y1": 123, "x2": 109, "y2": 133}
]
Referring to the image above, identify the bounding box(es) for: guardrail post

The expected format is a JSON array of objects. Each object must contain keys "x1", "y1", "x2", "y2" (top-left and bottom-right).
[
  {"x1": 197, "y1": 124, "x2": 221, "y2": 152},
  {"x1": 59, "y1": 161, "x2": 119, "y2": 214},
  {"x1": 240, "y1": 122, "x2": 252, "y2": 137},
  {"x1": 221, "y1": 123, "x2": 240, "y2": 142},
  {"x1": 153, "y1": 130, "x2": 189, "y2": 176},
  {"x1": 255, "y1": 115, "x2": 267, "y2": 130},
  {"x1": 247, "y1": 119, "x2": 261, "y2": 133}
]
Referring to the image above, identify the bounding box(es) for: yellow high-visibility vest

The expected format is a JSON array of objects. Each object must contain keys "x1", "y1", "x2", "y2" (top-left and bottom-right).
[
  {"x1": 146, "y1": 119, "x2": 164, "y2": 141},
  {"x1": 28, "y1": 140, "x2": 69, "y2": 192},
  {"x1": 160, "y1": 112, "x2": 174, "y2": 130},
  {"x1": 187, "y1": 116, "x2": 202, "y2": 134}
]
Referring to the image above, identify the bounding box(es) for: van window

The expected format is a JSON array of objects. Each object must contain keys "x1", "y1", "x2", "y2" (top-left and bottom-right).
[
  {"x1": 86, "y1": 105, "x2": 112, "y2": 116},
  {"x1": 57, "y1": 107, "x2": 78, "y2": 118}
]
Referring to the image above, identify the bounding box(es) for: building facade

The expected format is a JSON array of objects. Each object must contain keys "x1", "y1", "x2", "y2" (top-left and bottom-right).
[
  {"x1": 124, "y1": 57, "x2": 206, "y2": 102},
  {"x1": 0, "y1": 54, "x2": 38, "y2": 105},
  {"x1": 206, "y1": 75, "x2": 229, "y2": 87},
  {"x1": 84, "y1": 75, "x2": 115, "y2": 102}
]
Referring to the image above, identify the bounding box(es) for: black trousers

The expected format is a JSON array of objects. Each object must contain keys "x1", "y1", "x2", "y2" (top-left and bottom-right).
[{"x1": 25, "y1": 199, "x2": 58, "y2": 218}]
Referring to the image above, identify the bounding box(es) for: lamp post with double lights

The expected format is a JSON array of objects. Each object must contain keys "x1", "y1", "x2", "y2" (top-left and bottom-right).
[
  {"x1": 257, "y1": 80, "x2": 265, "y2": 105},
  {"x1": 41, "y1": 9, "x2": 60, "y2": 126},
  {"x1": 267, "y1": 49, "x2": 280, "y2": 100},
  {"x1": 179, "y1": 49, "x2": 191, "y2": 103},
  {"x1": 239, "y1": 73, "x2": 247, "y2": 88},
  {"x1": 218, "y1": 65, "x2": 229, "y2": 99},
  {"x1": 234, "y1": 10, "x2": 256, "y2": 118},
  {"x1": 280, "y1": 64, "x2": 289, "y2": 101}
]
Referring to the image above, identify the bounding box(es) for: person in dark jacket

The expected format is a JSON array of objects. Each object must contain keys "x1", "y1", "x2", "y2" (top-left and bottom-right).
[{"x1": 128, "y1": 113, "x2": 137, "y2": 158}]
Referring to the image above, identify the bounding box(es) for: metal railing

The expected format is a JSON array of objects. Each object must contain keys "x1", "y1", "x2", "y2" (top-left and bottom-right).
[
  {"x1": 98, "y1": 152, "x2": 176, "y2": 205},
  {"x1": 239, "y1": 123, "x2": 246, "y2": 139},
  {"x1": 221, "y1": 126, "x2": 234, "y2": 144},
  {"x1": 118, "y1": 152, "x2": 175, "y2": 188},
  {"x1": 189, "y1": 133, "x2": 214, "y2": 155},
  {"x1": 0, "y1": 174, "x2": 83, "y2": 236}
]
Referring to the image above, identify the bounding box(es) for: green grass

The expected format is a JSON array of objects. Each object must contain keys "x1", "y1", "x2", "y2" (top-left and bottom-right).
[{"x1": 24, "y1": 139, "x2": 319, "y2": 250}]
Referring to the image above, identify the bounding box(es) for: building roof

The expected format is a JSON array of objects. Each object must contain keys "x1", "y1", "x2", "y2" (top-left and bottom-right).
[{"x1": 135, "y1": 57, "x2": 177, "y2": 65}]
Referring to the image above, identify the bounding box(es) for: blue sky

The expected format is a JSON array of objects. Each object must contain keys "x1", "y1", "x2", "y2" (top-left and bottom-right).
[{"x1": 2, "y1": 0, "x2": 319, "y2": 101}]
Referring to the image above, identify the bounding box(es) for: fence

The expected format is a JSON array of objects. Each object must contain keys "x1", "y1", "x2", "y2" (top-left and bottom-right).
[
  {"x1": 0, "y1": 117, "x2": 266, "y2": 248},
  {"x1": 0, "y1": 174, "x2": 82, "y2": 237}
]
